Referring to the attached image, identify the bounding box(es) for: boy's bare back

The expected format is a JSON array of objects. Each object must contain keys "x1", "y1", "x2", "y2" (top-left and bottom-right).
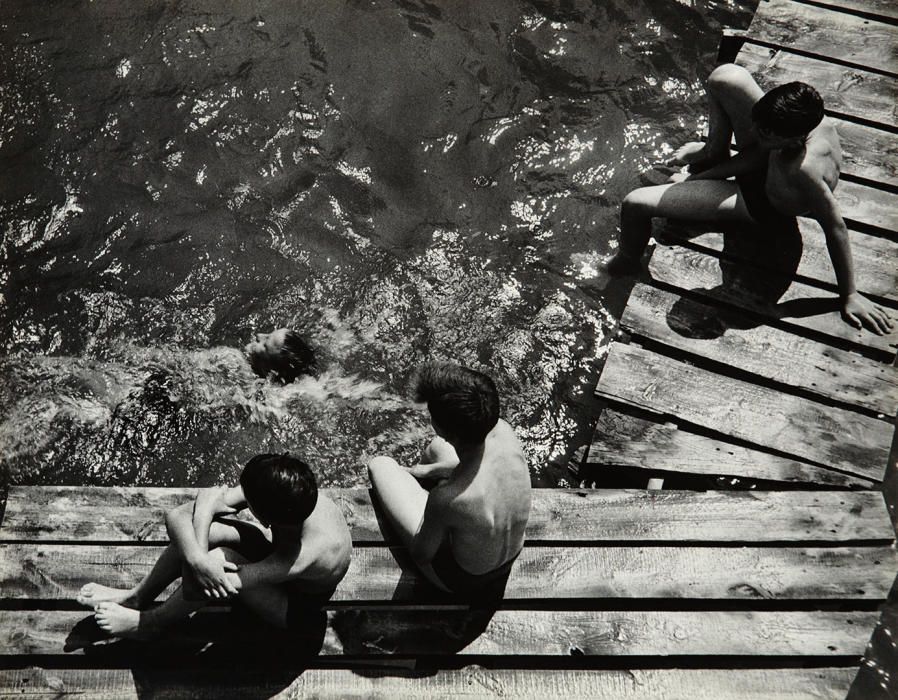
[{"x1": 434, "y1": 419, "x2": 531, "y2": 575}]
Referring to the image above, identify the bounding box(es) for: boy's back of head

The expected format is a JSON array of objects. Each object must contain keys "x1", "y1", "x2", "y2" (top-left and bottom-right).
[
  {"x1": 413, "y1": 362, "x2": 500, "y2": 445},
  {"x1": 752, "y1": 81, "x2": 824, "y2": 138},
  {"x1": 240, "y1": 453, "x2": 318, "y2": 527}
]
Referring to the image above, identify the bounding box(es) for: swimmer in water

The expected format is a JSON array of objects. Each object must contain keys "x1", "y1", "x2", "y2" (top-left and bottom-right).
[{"x1": 245, "y1": 328, "x2": 317, "y2": 383}]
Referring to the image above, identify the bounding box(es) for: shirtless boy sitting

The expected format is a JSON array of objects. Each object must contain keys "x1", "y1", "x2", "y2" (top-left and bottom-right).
[
  {"x1": 608, "y1": 63, "x2": 893, "y2": 336},
  {"x1": 77, "y1": 453, "x2": 351, "y2": 637},
  {"x1": 368, "y1": 362, "x2": 531, "y2": 598}
]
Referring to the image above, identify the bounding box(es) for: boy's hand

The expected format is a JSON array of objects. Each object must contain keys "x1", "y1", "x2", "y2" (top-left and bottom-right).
[
  {"x1": 841, "y1": 292, "x2": 894, "y2": 336},
  {"x1": 189, "y1": 553, "x2": 240, "y2": 599}
]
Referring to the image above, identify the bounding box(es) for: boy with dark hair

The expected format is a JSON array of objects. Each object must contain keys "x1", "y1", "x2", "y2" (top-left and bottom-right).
[
  {"x1": 608, "y1": 64, "x2": 893, "y2": 336},
  {"x1": 245, "y1": 328, "x2": 317, "y2": 382},
  {"x1": 77, "y1": 453, "x2": 351, "y2": 637},
  {"x1": 368, "y1": 362, "x2": 531, "y2": 598}
]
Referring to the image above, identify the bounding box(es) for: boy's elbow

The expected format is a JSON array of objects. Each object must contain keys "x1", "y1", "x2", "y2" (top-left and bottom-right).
[{"x1": 164, "y1": 502, "x2": 190, "y2": 530}]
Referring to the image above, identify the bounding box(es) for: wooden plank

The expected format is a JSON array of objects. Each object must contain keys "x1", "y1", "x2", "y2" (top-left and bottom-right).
[
  {"x1": 648, "y1": 243, "x2": 898, "y2": 356},
  {"x1": 585, "y1": 409, "x2": 877, "y2": 488},
  {"x1": 834, "y1": 180, "x2": 898, "y2": 232},
  {"x1": 621, "y1": 283, "x2": 898, "y2": 416},
  {"x1": 735, "y1": 43, "x2": 898, "y2": 129},
  {"x1": 2, "y1": 486, "x2": 891, "y2": 543},
  {"x1": 835, "y1": 119, "x2": 898, "y2": 187},
  {"x1": 0, "y1": 667, "x2": 859, "y2": 699},
  {"x1": 666, "y1": 224, "x2": 898, "y2": 305},
  {"x1": 2, "y1": 543, "x2": 895, "y2": 601},
  {"x1": 791, "y1": 0, "x2": 898, "y2": 23},
  {"x1": 0, "y1": 608, "x2": 877, "y2": 658},
  {"x1": 596, "y1": 342, "x2": 892, "y2": 480},
  {"x1": 748, "y1": 0, "x2": 898, "y2": 75}
]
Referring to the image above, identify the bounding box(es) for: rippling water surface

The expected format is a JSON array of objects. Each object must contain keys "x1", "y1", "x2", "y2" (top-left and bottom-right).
[{"x1": 1, "y1": 0, "x2": 754, "y2": 489}]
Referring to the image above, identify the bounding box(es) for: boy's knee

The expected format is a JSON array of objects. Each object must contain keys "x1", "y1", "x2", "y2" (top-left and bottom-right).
[
  {"x1": 367, "y1": 456, "x2": 398, "y2": 482},
  {"x1": 622, "y1": 189, "x2": 657, "y2": 217},
  {"x1": 708, "y1": 63, "x2": 751, "y2": 95}
]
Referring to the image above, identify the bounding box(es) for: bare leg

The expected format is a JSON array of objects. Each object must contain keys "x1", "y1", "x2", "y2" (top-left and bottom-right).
[
  {"x1": 610, "y1": 179, "x2": 754, "y2": 272},
  {"x1": 368, "y1": 456, "x2": 450, "y2": 591},
  {"x1": 78, "y1": 543, "x2": 182, "y2": 609},
  {"x1": 668, "y1": 63, "x2": 764, "y2": 167},
  {"x1": 78, "y1": 519, "x2": 271, "y2": 610}
]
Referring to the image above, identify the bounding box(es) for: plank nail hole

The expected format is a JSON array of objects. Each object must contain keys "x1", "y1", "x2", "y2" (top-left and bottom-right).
[
  {"x1": 857, "y1": 590, "x2": 866, "y2": 595},
  {"x1": 569, "y1": 645, "x2": 584, "y2": 656},
  {"x1": 847, "y1": 620, "x2": 854, "y2": 625},
  {"x1": 875, "y1": 561, "x2": 881, "y2": 565},
  {"x1": 828, "y1": 645, "x2": 838, "y2": 651}
]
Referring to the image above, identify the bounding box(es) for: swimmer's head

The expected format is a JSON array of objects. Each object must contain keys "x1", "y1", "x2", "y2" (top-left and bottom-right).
[
  {"x1": 240, "y1": 453, "x2": 318, "y2": 528},
  {"x1": 752, "y1": 81, "x2": 824, "y2": 148},
  {"x1": 413, "y1": 361, "x2": 500, "y2": 446},
  {"x1": 245, "y1": 328, "x2": 316, "y2": 383}
]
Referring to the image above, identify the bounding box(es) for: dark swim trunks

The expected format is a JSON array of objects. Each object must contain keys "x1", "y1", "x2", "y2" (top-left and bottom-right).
[
  {"x1": 285, "y1": 586, "x2": 335, "y2": 631},
  {"x1": 735, "y1": 161, "x2": 796, "y2": 229},
  {"x1": 430, "y1": 540, "x2": 519, "y2": 601}
]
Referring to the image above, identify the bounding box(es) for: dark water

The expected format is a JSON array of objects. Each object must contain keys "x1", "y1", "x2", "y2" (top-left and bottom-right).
[{"x1": 1, "y1": 0, "x2": 754, "y2": 490}]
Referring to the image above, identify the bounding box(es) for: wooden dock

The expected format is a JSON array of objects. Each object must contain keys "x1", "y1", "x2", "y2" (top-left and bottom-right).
[{"x1": 1, "y1": 0, "x2": 897, "y2": 697}]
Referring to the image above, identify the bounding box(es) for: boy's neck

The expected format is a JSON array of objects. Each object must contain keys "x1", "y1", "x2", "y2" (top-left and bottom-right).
[{"x1": 450, "y1": 440, "x2": 485, "y2": 471}]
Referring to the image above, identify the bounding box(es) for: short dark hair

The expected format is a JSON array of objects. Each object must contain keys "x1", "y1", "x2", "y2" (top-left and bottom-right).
[
  {"x1": 752, "y1": 81, "x2": 824, "y2": 138},
  {"x1": 249, "y1": 331, "x2": 317, "y2": 383},
  {"x1": 239, "y1": 453, "x2": 318, "y2": 526},
  {"x1": 413, "y1": 362, "x2": 500, "y2": 444}
]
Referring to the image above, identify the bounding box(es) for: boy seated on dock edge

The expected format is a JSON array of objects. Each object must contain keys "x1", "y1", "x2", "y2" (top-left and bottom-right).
[
  {"x1": 77, "y1": 453, "x2": 351, "y2": 637},
  {"x1": 608, "y1": 63, "x2": 893, "y2": 336},
  {"x1": 368, "y1": 362, "x2": 531, "y2": 599}
]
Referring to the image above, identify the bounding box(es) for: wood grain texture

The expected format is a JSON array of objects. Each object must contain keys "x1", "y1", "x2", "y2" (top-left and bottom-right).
[
  {"x1": 664, "y1": 224, "x2": 898, "y2": 305},
  {"x1": 648, "y1": 243, "x2": 898, "y2": 356},
  {"x1": 834, "y1": 180, "x2": 898, "y2": 232},
  {"x1": 0, "y1": 667, "x2": 859, "y2": 699},
  {"x1": 585, "y1": 409, "x2": 877, "y2": 487},
  {"x1": 621, "y1": 283, "x2": 898, "y2": 415},
  {"x1": 0, "y1": 608, "x2": 876, "y2": 658},
  {"x1": 2, "y1": 485, "x2": 892, "y2": 544},
  {"x1": 748, "y1": 0, "x2": 898, "y2": 74},
  {"x1": 834, "y1": 119, "x2": 898, "y2": 187},
  {"x1": 1, "y1": 543, "x2": 894, "y2": 601},
  {"x1": 788, "y1": 0, "x2": 898, "y2": 23},
  {"x1": 596, "y1": 342, "x2": 892, "y2": 479},
  {"x1": 735, "y1": 42, "x2": 898, "y2": 128}
]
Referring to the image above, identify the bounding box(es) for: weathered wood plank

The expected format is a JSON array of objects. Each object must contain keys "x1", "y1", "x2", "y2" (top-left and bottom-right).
[
  {"x1": 621, "y1": 283, "x2": 898, "y2": 416},
  {"x1": 1, "y1": 543, "x2": 895, "y2": 601},
  {"x1": 735, "y1": 43, "x2": 898, "y2": 129},
  {"x1": 2, "y1": 485, "x2": 892, "y2": 543},
  {"x1": 596, "y1": 342, "x2": 892, "y2": 479},
  {"x1": 584, "y1": 409, "x2": 877, "y2": 488},
  {"x1": 790, "y1": 0, "x2": 898, "y2": 23},
  {"x1": 0, "y1": 667, "x2": 859, "y2": 699},
  {"x1": 665, "y1": 224, "x2": 898, "y2": 305},
  {"x1": 835, "y1": 119, "x2": 898, "y2": 187},
  {"x1": 834, "y1": 179, "x2": 898, "y2": 232},
  {"x1": 0, "y1": 608, "x2": 876, "y2": 658},
  {"x1": 748, "y1": 0, "x2": 898, "y2": 75},
  {"x1": 648, "y1": 243, "x2": 898, "y2": 356}
]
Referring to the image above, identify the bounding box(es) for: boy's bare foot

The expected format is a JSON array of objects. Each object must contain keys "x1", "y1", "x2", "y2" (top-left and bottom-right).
[
  {"x1": 606, "y1": 252, "x2": 643, "y2": 277},
  {"x1": 94, "y1": 602, "x2": 150, "y2": 639},
  {"x1": 77, "y1": 583, "x2": 138, "y2": 609}
]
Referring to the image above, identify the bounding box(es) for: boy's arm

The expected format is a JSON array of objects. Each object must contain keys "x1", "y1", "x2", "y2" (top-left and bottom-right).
[
  {"x1": 164, "y1": 486, "x2": 246, "y2": 599},
  {"x1": 192, "y1": 485, "x2": 247, "y2": 550},
  {"x1": 676, "y1": 147, "x2": 768, "y2": 182},
  {"x1": 801, "y1": 171, "x2": 894, "y2": 335},
  {"x1": 407, "y1": 461, "x2": 457, "y2": 480}
]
